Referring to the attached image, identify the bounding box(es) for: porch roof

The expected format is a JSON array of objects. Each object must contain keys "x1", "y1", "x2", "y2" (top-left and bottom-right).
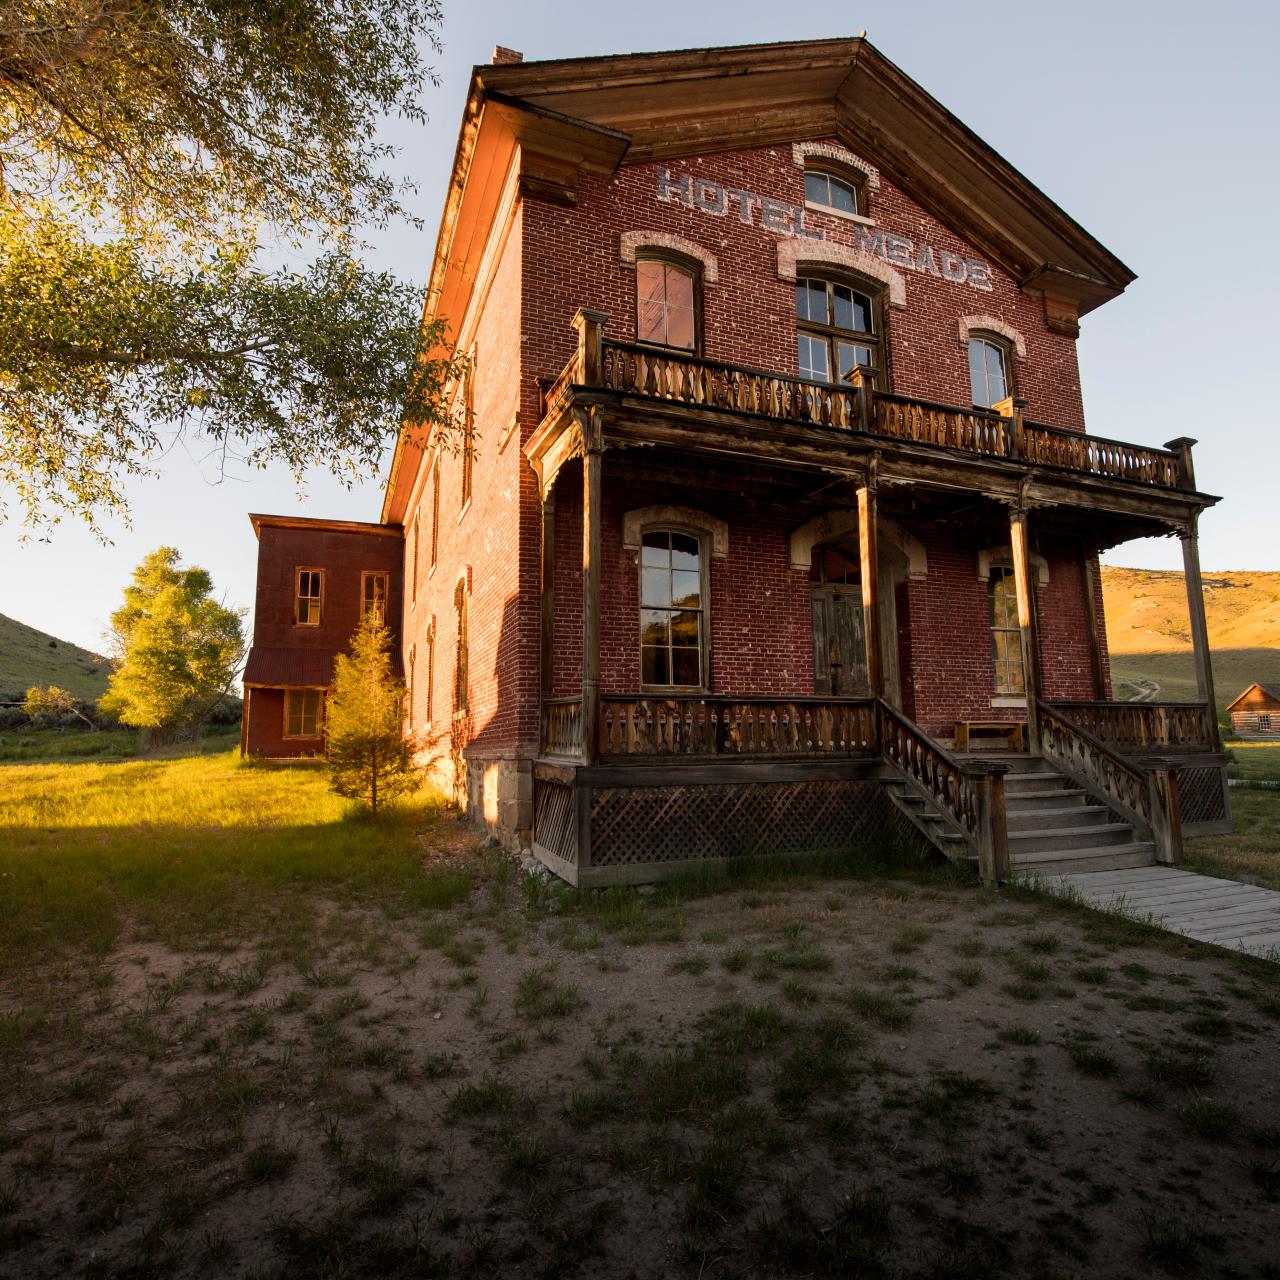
[{"x1": 244, "y1": 647, "x2": 339, "y2": 689}]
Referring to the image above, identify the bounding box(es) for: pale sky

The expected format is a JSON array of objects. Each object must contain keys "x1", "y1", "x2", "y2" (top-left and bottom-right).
[{"x1": 3, "y1": 0, "x2": 1277, "y2": 653}]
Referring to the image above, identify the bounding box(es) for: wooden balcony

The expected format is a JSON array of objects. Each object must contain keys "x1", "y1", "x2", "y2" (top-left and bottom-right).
[
  {"x1": 536, "y1": 325, "x2": 1195, "y2": 496},
  {"x1": 1050, "y1": 701, "x2": 1215, "y2": 753}
]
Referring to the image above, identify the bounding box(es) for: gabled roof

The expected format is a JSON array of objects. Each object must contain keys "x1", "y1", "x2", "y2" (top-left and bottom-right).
[
  {"x1": 383, "y1": 36, "x2": 1137, "y2": 523},
  {"x1": 1226, "y1": 682, "x2": 1280, "y2": 712}
]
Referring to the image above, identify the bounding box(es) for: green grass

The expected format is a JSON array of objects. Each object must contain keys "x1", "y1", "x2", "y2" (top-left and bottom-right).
[
  {"x1": 1225, "y1": 742, "x2": 1280, "y2": 782},
  {"x1": 1184, "y1": 790, "x2": 1280, "y2": 890},
  {"x1": 0, "y1": 611, "x2": 113, "y2": 702},
  {"x1": 0, "y1": 747, "x2": 456, "y2": 963},
  {"x1": 0, "y1": 725, "x2": 240, "y2": 763}
]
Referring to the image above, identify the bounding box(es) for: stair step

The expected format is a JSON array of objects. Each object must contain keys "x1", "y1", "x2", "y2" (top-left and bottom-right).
[
  {"x1": 1009, "y1": 823, "x2": 1137, "y2": 853},
  {"x1": 1007, "y1": 805, "x2": 1109, "y2": 831},
  {"x1": 1003, "y1": 772, "x2": 1077, "y2": 790},
  {"x1": 1012, "y1": 843, "x2": 1157, "y2": 875}
]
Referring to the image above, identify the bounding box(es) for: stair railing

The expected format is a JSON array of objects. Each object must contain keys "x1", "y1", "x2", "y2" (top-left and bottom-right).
[
  {"x1": 1036, "y1": 700, "x2": 1182, "y2": 864},
  {"x1": 876, "y1": 700, "x2": 1010, "y2": 884}
]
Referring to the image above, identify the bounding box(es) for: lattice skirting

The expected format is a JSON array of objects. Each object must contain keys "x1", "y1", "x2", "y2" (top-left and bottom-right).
[
  {"x1": 588, "y1": 779, "x2": 912, "y2": 868},
  {"x1": 533, "y1": 779, "x2": 578, "y2": 866},
  {"x1": 1178, "y1": 766, "x2": 1230, "y2": 829}
]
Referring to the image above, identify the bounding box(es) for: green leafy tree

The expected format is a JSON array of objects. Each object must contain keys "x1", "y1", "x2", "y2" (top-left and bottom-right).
[
  {"x1": 325, "y1": 615, "x2": 416, "y2": 816},
  {"x1": 99, "y1": 546, "x2": 245, "y2": 736},
  {"x1": 23, "y1": 684, "x2": 95, "y2": 728},
  {"x1": 0, "y1": 0, "x2": 467, "y2": 532}
]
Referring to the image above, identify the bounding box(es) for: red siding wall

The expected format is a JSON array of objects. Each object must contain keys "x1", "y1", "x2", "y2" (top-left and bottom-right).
[{"x1": 244, "y1": 687, "x2": 325, "y2": 759}]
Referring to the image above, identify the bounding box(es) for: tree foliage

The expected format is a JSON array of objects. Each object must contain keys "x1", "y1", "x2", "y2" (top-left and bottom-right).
[
  {"x1": 23, "y1": 683, "x2": 95, "y2": 727},
  {"x1": 0, "y1": 0, "x2": 465, "y2": 531},
  {"x1": 325, "y1": 614, "x2": 416, "y2": 816},
  {"x1": 99, "y1": 545, "x2": 244, "y2": 734}
]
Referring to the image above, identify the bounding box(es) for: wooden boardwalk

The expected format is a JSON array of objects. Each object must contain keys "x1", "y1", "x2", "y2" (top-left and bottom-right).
[{"x1": 1029, "y1": 866, "x2": 1280, "y2": 958}]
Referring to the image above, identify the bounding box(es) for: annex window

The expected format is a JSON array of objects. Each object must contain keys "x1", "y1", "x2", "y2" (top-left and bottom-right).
[
  {"x1": 795, "y1": 276, "x2": 881, "y2": 386},
  {"x1": 803, "y1": 169, "x2": 861, "y2": 218},
  {"x1": 361, "y1": 571, "x2": 389, "y2": 625},
  {"x1": 1260, "y1": 714, "x2": 1273, "y2": 730},
  {"x1": 968, "y1": 335, "x2": 1012, "y2": 409},
  {"x1": 640, "y1": 529, "x2": 705, "y2": 689},
  {"x1": 635, "y1": 257, "x2": 698, "y2": 352},
  {"x1": 407, "y1": 645, "x2": 415, "y2": 731},
  {"x1": 989, "y1": 566, "x2": 1026, "y2": 696},
  {"x1": 426, "y1": 618, "x2": 436, "y2": 725},
  {"x1": 295, "y1": 569, "x2": 323, "y2": 626},
  {"x1": 460, "y1": 374, "x2": 474, "y2": 510},
  {"x1": 284, "y1": 688, "x2": 322, "y2": 738},
  {"x1": 454, "y1": 583, "x2": 469, "y2": 714}
]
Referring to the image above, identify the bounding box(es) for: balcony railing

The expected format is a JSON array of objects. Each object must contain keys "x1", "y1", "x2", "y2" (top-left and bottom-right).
[
  {"x1": 1050, "y1": 700, "x2": 1215, "y2": 752},
  {"x1": 542, "y1": 331, "x2": 1192, "y2": 493}
]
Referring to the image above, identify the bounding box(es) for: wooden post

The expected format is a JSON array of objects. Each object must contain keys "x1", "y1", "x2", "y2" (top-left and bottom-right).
[
  {"x1": 1148, "y1": 762, "x2": 1184, "y2": 865},
  {"x1": 857, "y1": 458, "x2": 884, "y2": 698},
  {"x1": 1079, "y1": 545, "x2": 1107, "y2": 699},
  {"x1": 967, "y1": 762, "x2": 1010, "y2": 886},
  {"x1": 580, "y1": 411, "x2": 603, "y2": 766},
  {"x1": 993, "y1": 395, "x2": 1026, "y2": 461},
  {"x1": 1179, "y1": 515, "x2": 1221, "y2": 750},
  {"x1": 848, "y1": 364, "x2": 875, "y2": 434},
  {"x1": 1164, "y1": 436, "x2": 1198, "y2": 492},
  {"x1": 571, "y1": 307, "x2": 608, "y2": 385},
  {"x1": 539, "y1": 493, "x2": 556, "y2": 701},
  {"x1": 1009, "y1": 503, "x2": 1042, "y2": 754}
]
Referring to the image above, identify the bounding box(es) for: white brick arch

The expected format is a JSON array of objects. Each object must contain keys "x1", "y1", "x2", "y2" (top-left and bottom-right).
[
  {"x1": 791, "y1": 141, "x2": 881, "y2": 193},
  {"x1": 619, "y1": 232, "x2": 719, "y2": 283},
  {"x1": 776, "y1": 240, "x2": 907, "y2": 308},
  {"x1": 959, "y1": 315, "x2": 1027, "y2": 360}
]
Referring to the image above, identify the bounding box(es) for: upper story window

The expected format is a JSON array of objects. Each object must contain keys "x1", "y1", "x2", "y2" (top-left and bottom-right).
[
  {"x1": 795, "y1": 276, "x2": 881, "y2": 386},
  {"x1": 640, "y1": 529, "x2": 706, "y2": 690},
  {"x1": 988, "y1": 566, "x2": 1026, "y2": 696},
  {"x1": 969, "y1": 335, "x2": 1012, "y2": 408},
  {"x1": 430, "y1": 454, "x2": 440, "y2": 567},
  {"x1": 361, "y1": 571, "x2": 388, "y2": 625},
  {"x1": 635, "y1": 257, "x2": 698, "y2": 352},
  {"x1": 460, "y1": 372, "x2": 474, "y2": 510},
  {"x1": 295, "y1": 568, "x2": 323, "y2": 626},
  {"x1": 803, "y1": 169, "x2": 862, "y2": 219},
  {"x1": 454, "y1": 581, "x2": 469, "y2": 715}
]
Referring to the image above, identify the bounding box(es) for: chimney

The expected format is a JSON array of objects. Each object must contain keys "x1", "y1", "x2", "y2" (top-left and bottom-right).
[{"x1": 492, "y1": 46, "x2": 523, "y2": 66}]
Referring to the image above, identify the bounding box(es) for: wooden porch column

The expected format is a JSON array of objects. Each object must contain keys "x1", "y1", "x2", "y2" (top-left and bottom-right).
[
  {"x1": 580, "y1": 411, "x2": 603, "y2": 765},
  {"x1": 1009, "y1": 503, "x2": 1042, "y2": 753},
  {"x1": 856, "y1": 457, "x2": 884, "y2": 698},
  {"x1": 1079, "y1": 544, "x2": 1107, "y2": 699},
  {"x1": 539, "y1": 493, "x2": 556, "y2": 699},
  {"x1": 1179, "y1": 514, "x2": 1222, "y2": 750}
]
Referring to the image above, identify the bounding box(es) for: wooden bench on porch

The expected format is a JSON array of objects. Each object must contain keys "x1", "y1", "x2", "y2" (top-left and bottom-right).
[{"x1": 953, "y1": 720, "x2": 1025, "y2": 752}]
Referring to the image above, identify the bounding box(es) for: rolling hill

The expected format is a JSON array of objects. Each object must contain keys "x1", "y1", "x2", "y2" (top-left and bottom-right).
[
  {"x1": 0, "y1": 613, "x2": 113, "y2": 703},
  {"x1": 1099, "y1": 567, "x2": 1280, "y2": 717}
]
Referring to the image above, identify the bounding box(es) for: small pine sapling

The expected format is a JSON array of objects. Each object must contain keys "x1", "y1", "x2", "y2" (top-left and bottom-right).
[{"x1": 325, "y1": 616, "x2": 418, "y2": 817}]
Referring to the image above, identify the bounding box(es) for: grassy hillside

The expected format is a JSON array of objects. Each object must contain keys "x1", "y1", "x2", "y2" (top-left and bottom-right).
[
  {"x1": 1100, "y1": 567, "x2": 1280, "y2": 716},
  {"x1": 0, "y1": 612, "x2": 113, "y2": 702}
]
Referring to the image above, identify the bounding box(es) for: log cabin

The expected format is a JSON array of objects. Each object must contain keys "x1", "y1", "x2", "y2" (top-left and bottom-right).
[
  {"x1": 242, "y1": 36, "x2": 1231, "y2": 883},
  {"x1": 1227, "y1": 684, "x2": 1280, "y2": 741}
]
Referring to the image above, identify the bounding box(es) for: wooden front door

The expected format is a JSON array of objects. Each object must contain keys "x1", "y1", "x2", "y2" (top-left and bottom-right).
[{"x1": 810, "y1": 585, "x2": 867, "y2": 696}]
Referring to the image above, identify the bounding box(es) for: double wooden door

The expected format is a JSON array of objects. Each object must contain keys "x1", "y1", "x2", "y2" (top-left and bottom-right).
[{"x1": 810, "y1": 585, "x2": 867, "y2": 696}]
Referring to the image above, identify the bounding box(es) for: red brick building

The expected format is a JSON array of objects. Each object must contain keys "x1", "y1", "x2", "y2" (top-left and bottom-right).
[{"x1": 244, "y1": 37, "x2": 1230, "y2": 882}]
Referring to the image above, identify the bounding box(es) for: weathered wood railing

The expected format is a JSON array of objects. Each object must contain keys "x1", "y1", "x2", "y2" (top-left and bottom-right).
[
  {"x1": 1019, "y1": 422, "x2": 1182, "y2": 488},
  {"x1": 1050, "y1": 700, "x2": 1214, "y2": 752},
  {"x1": 873, "y1": 393, "x2": 1010, "y2": 458},
  {"x1": 597, "y1": 695, "x2": 877, "y2": 757},
  {"x1": 600, "y1": 341, "x2": 859, "y2": 428},
  {"x1": 541, "y1": 696, "x2": 584, "y2": 759},
  {"x1": 542, "y1": 322, "x2": 1193, "y2": 493}
]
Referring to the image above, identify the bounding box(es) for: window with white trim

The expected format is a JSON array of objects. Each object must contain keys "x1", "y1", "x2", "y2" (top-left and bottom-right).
[
  {"x1": 295, "y1": 568, "x2": 323, "y2": 626},
  {"x1": 640, "y1": 529, "x2": 706, "y2": 689},
  {"x1": 803, "y1": 169, "x2": 862, "y2": 218},
  {"x1": 968, "y1": 334, "x2": 1012, "y2": 408}
]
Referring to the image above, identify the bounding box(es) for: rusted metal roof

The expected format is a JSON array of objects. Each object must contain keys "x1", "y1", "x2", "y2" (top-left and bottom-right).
[{"x1": 243, "y1": 647, "x2": 339, "y2": 688}]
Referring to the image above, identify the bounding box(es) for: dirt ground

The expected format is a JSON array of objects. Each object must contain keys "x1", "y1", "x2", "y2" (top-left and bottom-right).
[{"x1": 2, "y1": 850, "x2": 1279, "y2": 1279}]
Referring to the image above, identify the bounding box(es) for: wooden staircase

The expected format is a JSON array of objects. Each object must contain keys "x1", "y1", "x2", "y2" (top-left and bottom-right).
[{"x1": 885, "y1": 752, "x2": 1158, "y2": 876}]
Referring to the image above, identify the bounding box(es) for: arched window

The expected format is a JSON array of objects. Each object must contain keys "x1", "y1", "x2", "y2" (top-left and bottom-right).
[
  {"x1": 988, "y1": 566, "x2": 1025, "y2": 695},
  {"x1": 635, "y1": 256, "x2": 698, "y2": 352},
  {"x1": 803, "y1": 169, "x2": 862, "y2": 218},
  {"x1": 795, "y1": 276, "x2": 882, "y2": 386},
  {"x1": 454, "y1": 581, "x2": 469, "y2": 714},
  {"x1": 639, "y1": 529, "x2": 706, "y2": 689},
  {"x1": 968, "y1": 334, "x2": 1012, "y2": 408}
]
